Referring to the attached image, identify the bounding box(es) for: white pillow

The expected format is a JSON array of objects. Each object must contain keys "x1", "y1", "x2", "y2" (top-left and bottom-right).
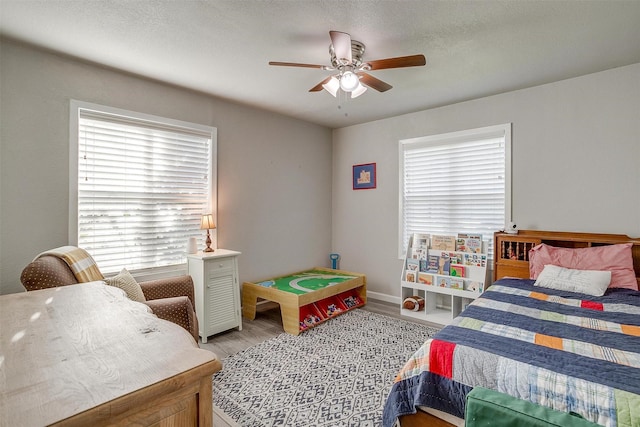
[{"x1": 533, "y1": 264, "x2": 611, "y2": 296}]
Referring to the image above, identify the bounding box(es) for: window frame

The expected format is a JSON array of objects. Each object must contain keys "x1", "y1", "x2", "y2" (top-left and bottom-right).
[
  {"x1": 397, "y1": 123, "x2": 512, "y2": 258},
  {"x1": 69, "y1": 100, "x2": 217, "y2": 277}
]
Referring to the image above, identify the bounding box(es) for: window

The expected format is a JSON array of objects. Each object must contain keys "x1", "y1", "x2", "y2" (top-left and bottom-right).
[
  {"x1": 70, "y1": 101, "x2": 216, "y2": 274},
  {"x1": 399, "y1": 123, "x2": 511, "y2": 258}
]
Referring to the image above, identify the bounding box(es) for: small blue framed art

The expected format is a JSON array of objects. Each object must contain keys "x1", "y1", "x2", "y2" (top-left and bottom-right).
[{"x1": 352, "y1": 163, "x2": 376, "y2": 190}]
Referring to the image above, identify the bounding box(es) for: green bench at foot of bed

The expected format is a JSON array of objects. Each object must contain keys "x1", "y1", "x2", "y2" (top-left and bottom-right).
[{"x1": 465, "y1": 387, "x2": 601, "y2": 427}]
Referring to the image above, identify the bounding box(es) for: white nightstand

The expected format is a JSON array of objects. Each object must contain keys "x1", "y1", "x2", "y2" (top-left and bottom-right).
[{"x1": 187, "y1": 249, "x2": 242, "y2": 343}]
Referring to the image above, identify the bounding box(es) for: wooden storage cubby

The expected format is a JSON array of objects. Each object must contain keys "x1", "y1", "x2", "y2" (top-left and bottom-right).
[
  {"x1": 400, "y1": 283, "x2": 477, "y2": 325},
  {"x1": 299, "y1": 290, "x2": 364, "y2": 331}
]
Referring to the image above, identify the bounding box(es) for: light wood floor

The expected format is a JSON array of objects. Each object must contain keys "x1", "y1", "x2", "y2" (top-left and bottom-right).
[{"x1": 201, "y1": 299, "x2": 443, "y2": 427}]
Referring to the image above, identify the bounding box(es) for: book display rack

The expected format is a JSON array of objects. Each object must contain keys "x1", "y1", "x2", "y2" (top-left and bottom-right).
[{"x1": 400, "y1": 233, "x2": 489, "y2": 325}]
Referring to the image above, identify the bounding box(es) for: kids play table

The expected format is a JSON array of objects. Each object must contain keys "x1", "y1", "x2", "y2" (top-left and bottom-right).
[{"x1": 242, "y1": 267, "x2": 366, "y2": 335}]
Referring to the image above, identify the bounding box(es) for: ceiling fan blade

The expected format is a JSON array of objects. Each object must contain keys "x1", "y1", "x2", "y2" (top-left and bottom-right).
[
  {"x1": 329, "y1": 30, "x2": 352, "y2": 64},
  {"x1": 365, "y1": 54, "x2": 426, "y2": 70},
  {"x1": 309, "y1": 76, "x2": 332, "y2": 92},
  {"x1": 269, "y1": 61, "x2": 326, "y2": 69},
  {"x1": 358, "y1": 73, "x2": 393, "y2": 92}
]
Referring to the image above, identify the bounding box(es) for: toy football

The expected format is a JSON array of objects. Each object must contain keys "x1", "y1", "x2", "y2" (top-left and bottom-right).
[{"x1": 402, "y1": 295, "x2": 425, "y2": 311}]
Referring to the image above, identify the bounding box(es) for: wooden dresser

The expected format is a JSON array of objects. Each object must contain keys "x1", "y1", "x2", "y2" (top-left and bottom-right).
[{"x1": 0, "y1": 282, "x2": 222, "y2": 427}]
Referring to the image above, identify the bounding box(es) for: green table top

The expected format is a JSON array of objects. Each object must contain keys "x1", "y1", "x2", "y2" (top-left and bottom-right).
[{"x1": 255, "y1": 269, "x2": 358, "y2": 295}]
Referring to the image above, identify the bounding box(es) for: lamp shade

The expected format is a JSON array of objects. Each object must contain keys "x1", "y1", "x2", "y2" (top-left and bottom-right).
[
  {"x1": 322, "y1": 76, "x2": 340, "y2": 97},
  {"x1": 350, "y1": 82, "x2": 367, "y2": 99},
  {"x1": 200, "y1": 214, "x2": 216, "y2": 230}
]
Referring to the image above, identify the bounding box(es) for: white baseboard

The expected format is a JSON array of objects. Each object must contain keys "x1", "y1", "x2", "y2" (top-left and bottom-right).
[{"x1": 366, "y1": 290, "x2": 401, "y2": 305}]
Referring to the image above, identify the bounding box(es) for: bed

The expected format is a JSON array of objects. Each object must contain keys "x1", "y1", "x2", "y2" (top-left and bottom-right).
[{"x1": 383, "y1": 230, "x2": 640, "y2": 427}]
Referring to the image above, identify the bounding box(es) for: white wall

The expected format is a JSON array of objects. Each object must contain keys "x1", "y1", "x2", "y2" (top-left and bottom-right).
[
  {"x1": 0, "y1": 39, "x2": 333, "y2": 295},
  {"x1": 332, "y1": 63, "x2": 640, "y2": 301},
  {"x1": 3, "y1": 38, "x2": 639, "y2": 301}
]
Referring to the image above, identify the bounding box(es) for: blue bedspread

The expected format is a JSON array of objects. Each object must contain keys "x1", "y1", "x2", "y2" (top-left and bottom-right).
[{"x1": 383, "y1": 279, "x2": 640, "y2": 427}]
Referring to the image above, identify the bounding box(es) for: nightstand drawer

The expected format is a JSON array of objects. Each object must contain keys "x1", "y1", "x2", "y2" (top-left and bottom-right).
[{"x1": 205, "y1": 257, "x2": 234, "y2": 272}]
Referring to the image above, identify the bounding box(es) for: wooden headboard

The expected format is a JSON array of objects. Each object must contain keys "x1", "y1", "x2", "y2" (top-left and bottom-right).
[{"x1": 493, "y1": 230, "x2": 640, "y2": 287}]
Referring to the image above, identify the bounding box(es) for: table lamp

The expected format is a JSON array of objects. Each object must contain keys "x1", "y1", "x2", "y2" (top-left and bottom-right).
[{"x1": 200, "y1": 214, "x2": 216, "y2": 252}]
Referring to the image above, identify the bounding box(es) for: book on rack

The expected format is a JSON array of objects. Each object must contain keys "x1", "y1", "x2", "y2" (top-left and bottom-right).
[
  {"x1": 427, "y1": 255, "x2": 440, "y2": 273},
  {"x1": 456, "y1": 233, "x2": 483, "y2": 253},
  {"x1": 431, "y1": 235, "x2": 456, "y2": 251},
  {"x1": 405, "y1": 270, "x2": 417, "y2": 283},
  {"x1": 418, "y1": 272, "x2": 434, "y2": 286},
  {"x1": 446, "y1": 251, "x2": 462, "y2": 265},
  {"x1": 450, "y1": 265, "x2": 465, "y2": 277},
  {"x1": 465, "y1": 281, "x2": 484, "y2": 293},
  {"x1": 412, "y1": 233, "x2": 430, "y2": 249},
  {"x1": 419, "y1": 259, "x2": 428, "y2": 272},
  {"x1": 449, "y1": 277, "x2": 464, "y2": 289},
  {"x1": 437, "y1": 252, "x2": 451, "y2": 275},
  {"x1": 464, "y1": 253, "x2": 487, "y2": 268},
  {"x1": 411, "y1": 247, "x2": 428, "y2": 260},
  {"x1": 406, "y1": 258, "x2": 419, "y2": 272},
  {"x1": 437, "y1": 276, "x2": 451, "y2": 288}
]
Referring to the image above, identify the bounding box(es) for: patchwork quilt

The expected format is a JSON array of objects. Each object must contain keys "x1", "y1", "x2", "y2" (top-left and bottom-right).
[{"x1": 383, "y1": 278, "x2": 640, "y2": 427}]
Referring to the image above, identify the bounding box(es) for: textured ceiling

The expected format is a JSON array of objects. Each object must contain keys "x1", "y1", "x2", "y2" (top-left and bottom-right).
[{"x1": 1, "y1": 0, "x2": 640, "y2": 128}]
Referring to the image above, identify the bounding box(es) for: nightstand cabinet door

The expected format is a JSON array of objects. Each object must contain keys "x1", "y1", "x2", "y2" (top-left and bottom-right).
[{"x1": 187, "y1": 249, "x2": 242, "y2": 343}]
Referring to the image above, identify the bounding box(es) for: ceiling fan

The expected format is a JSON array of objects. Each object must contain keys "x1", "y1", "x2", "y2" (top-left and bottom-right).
[{"x1": 269, "y1": 30, "x2": 426, "y2": 99}]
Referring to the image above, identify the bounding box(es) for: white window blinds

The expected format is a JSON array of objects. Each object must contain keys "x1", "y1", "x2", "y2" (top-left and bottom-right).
[
  {"x1": 75, "y1": 105, "x2": 214, "y2": 274},
  {"x1": 399, "y1": 124, "x2": 511, "y2": 257}
]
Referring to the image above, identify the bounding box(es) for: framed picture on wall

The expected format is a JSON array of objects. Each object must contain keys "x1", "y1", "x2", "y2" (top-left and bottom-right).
[{"x1": 353, "y1": 163, "x2": 376, "y2": 190}]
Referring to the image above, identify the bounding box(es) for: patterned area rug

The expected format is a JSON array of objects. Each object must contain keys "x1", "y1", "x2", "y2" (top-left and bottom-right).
[{"x1": 213, "y1": 309, "x2": 440, "y2": 426}]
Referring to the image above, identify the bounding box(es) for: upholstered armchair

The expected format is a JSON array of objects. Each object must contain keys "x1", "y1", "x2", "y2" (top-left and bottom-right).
[{"x1": 20, "y1": 254, "x2": 200, "y2": 343}]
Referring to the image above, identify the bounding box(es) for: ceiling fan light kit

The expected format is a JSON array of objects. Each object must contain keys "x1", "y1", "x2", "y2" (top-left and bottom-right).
[
  {"x1": 269, "y1": 30, "x2": 426, "y2": 99},
  {"x1": 322, "y1": 76, "x2": 340, "y2": 97},
  {"x1": 339, "y1": 70, "x2": 360, "y2": 92},
  {"x1": 350, "y1": 83, "x2": 367, "y2": 99}
]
